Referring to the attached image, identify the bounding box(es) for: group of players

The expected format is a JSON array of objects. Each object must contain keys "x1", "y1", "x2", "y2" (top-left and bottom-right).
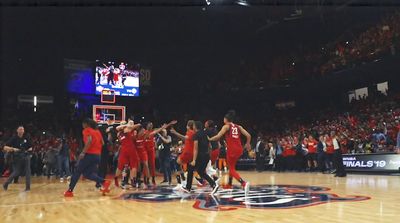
[{"x1": 63, "y1": 110, "x2": 252, "y2": 197}]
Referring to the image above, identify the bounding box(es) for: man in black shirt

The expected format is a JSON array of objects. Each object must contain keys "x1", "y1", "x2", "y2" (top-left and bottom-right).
[
  {"x1": 3, "y1": 126, "x2": 32, "y2": 191},
  {"x1": 98, "y1": 120, "x2": 115, "y2": 179},
  {"x1": 181, "y1": 121, "x2": 219, "y2": 195},
  {"x1": 158, "y1": 129, "x2": 172, "y2": 185}
]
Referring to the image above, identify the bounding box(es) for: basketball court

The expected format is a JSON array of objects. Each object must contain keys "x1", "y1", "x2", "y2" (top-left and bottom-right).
[{"x1": 1, "y1": 172, "x2": 398, "y2": 223}]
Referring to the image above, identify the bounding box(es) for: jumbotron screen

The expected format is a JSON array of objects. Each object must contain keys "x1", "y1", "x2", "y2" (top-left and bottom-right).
[{"x1": 95, "y1": 60, "x2": 140, "y2": 97}]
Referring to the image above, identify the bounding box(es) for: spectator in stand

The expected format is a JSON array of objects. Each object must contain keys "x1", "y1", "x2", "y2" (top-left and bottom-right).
[
  {"x1": 284, "y1": 138, "x2": 296, "y2": 171},
  {"x1": 267, "y1": 142, "x2": 275, "y2": 170},
  {"x1": 274, "y1": 139, "x2": 284, "y2": 172},
  {"x1": 58, "y1": 137, "x2": 71, "y2": 182},
  {"x1": 324, "y1": 134, "x2": 334, "y2": 172},
  {"x1": 69, "y1": 138, "x2": 78, "y2": 174},
  {"x1": 44, "y1": 143, "x2": 59, "y2": 179},
  {"x1": 317, "y1": 135, "x2": 327, "y2": 173},
  {"x1": 396, "y1": 123, "x2": 400, "y2": 152},
  {"x1": 306, "y1": 135, "x2": 318, "y2": 171},
  {"x1": 255, "y1": 136, "x2": 266, "y2": 172}
]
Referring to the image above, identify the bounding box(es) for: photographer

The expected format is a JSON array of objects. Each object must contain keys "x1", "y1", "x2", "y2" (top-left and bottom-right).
[{"x1": 2, "y1": 126, "x2": 33, "y2": 191}]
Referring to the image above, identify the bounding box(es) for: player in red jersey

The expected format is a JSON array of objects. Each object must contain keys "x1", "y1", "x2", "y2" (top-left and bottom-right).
[
  {"x1": 135, "y1": 127, "x2": 151, "y2": 188},
  {"x1": 170, "y1": 120, "x2": 195, "y2": 186},
  {"x1": 209, "y1": 110, "x2": 251, "y2": 193},
  {"x1": 114, "y1": 120, "x2": 141, "y2": 188},
  {"x1": 144, "y1": 122, "x2": 158, "y2": 185},
  {"x1": 136, "y1": 121, "x2": 174, "y2": 187},
  {"x1": 143, "y1": 121, "x2": 177, "y2": 186},
  {"x1": 64, "y1": 119, "x2": 111, "y2": 197}
]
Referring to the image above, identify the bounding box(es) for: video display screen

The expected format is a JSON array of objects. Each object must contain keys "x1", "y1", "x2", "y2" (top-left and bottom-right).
[{"x1": 95, "y1": 60, "x2": 140, "y2": 97}]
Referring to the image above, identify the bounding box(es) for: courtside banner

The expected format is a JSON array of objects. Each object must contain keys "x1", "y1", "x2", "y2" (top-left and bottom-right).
[{"x1": 343, "y1": 153, "x2": 400, "y2": 172}]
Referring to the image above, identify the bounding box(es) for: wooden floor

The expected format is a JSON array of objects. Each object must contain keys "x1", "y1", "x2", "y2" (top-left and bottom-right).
[{"x1": 0, "y1": 171, "x2": 399, "y2": 223}]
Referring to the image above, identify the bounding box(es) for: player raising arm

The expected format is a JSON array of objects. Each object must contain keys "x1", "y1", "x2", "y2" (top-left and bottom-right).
[
  {"x1": 114, "y1": 120, "x2": 141, "y2": 188},
  {"x1": 209, "y1": 110, "x2": 251, "y2": 193},
  {"x1": 142, "y1": 120, "x2": 177, "y2": 185},
  {"x1": 170, "y1": 120, "x2": 195, "y2": 187}
]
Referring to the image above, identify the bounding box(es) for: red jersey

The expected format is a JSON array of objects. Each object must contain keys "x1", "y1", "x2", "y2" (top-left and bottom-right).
[
  {"x1": 82, "y1": 127, "x2": 103, "y2": 155},
  {"x1": 325, "y1": 137, "x2": 334, "y2": 154},
  {"x1": 144, "y1": 130, "x2": 156, "y2": 151},
  {"x1": 307, "y1": 139, "x2": 318, "y2": 154},
  {"x1": 285, "y1": 143, "x2": 296, "y2": 156},
  {"x1": 224, "y1": 123, "x2": 242, "y2": 151},
  {"x1": 120, "y1": 131, "x2": 135, "y2": 150},
  {"x1": 135, "y1": 134, "x2": 146, "y2": 152},
  {"x1": 183, "y1": 130, "x2": 195, "y2": 154}
]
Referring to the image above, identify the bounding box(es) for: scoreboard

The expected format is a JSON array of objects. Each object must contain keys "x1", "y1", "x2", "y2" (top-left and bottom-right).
[{"x1": 101, "y1": 89, "x2": 116, "y2": 104}]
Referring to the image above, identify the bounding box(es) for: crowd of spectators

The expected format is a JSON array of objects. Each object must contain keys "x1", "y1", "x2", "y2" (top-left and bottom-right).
[
  {"x1": 249, "y1": 92, "x2": 400, "y2": 172},
  {"x1": 221, "y1": 11, "x2": 400, "y2": 91},
  {"x1": 1, "y1": 91, "x2": 399, "y2": 177}
]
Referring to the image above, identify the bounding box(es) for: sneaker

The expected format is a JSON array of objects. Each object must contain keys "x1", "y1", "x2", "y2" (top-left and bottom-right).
[
  {"x1": 66, "y1": 176, "x2": 71, "y2": 181},
  {"x1": 176, "y1": 175, "x2": 181, "y2": 184},
  {"x1": 211, "y1": 185, "x2": 220, "y2": 195},
  {"x1": 95, "y1": 183, "x2": 102, "y2": 190},
  {"x1": 242, "y1": 182, "x2": 250, "y2": 195},
  {"x1": 195, "y1": 177, "x2": 204, "y2": 187},
  {"x1": 335, "y1": 174, "x2": 347, "y2": 177},
  {"x1": 160, "y1": 180, "x2": 168, "y2": 184},
  {"x1": 24, "y1": 188, "x2": 30, "y2": 192},
  {"x1": 131, "y1": 179, "x2": 137, "y2": 188},
  {"x1": 173, "y1": 184, "x2": 182, "y2": 191},
  {"x1": 60, "y1": 178, "x2": 64, "y2": 183},
  {"x1": 180, "y1": 186, "x2": 191, "y2": 193},
  {"x1": 64, "y1": 190, "x2": 74, "y2": 197},
  {"x1": 3, "y1": 183, "x2": 8, "y2": 191},
  {"x1": 181, "y1": 180, "x2": 187, "y2": 188},
  {"x1": 100, "y1": 180, "x2": 111, "y2": 194},
  {"x1": 214, "y1": 177, "x2": 220, "y2": 185},
  {"x1": 222, "y1": 184, "x2": 233, "y2": 190}
]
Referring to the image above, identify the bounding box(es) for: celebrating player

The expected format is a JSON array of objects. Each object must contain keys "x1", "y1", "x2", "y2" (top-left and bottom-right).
[
  {"x1": 170, "y1": 120, "x2": 195, "y2": 187},
  {"x1": 114, "y1": 120, "x2": 141, "y2": 188},
  {"x1": 209, "y1": 110, "x2": 251, "y2": 193},
  {"x1": 143, "y1": 121, "x2": 177, "y2": 186},
  {"x1": 136, "y1": 121, "x2": 175, "y2": 188}
]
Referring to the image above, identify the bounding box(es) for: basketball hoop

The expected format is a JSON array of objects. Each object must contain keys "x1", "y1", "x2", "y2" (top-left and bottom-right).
[{"x1": 93, "y1": 105, "x2": 125, "y2": 124}]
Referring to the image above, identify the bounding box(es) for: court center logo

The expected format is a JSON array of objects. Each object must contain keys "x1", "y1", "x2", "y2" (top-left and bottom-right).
[{"x1": 118, "y1": 185, "x2": 370, "y2": 211}]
